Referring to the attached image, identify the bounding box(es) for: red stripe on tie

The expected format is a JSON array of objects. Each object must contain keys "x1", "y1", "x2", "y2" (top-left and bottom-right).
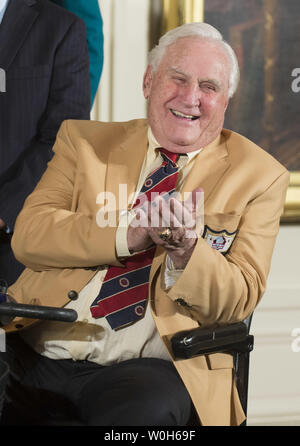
[
  {"x1": 104, "y1": 247, "x2": 156, "y2": 281},
  {"x1": 90, "y1": 283, "x2": 149, "y2": 317},
  {"x1": 159, "y1": 148, "x2": 178, "y2": 165},
  {"x1": 138, "y1": 172, "x2": 178, "y2": 204}
]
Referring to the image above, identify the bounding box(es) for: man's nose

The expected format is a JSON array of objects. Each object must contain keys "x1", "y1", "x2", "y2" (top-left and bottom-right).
[{"x1": 180, "y1": 82, "x2": 201, "y2": 107}]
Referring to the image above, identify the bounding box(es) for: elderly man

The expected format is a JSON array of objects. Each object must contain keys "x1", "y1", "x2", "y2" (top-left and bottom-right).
[{"x1": 1, "y1": 23, "x2": 289, "y2": 426}]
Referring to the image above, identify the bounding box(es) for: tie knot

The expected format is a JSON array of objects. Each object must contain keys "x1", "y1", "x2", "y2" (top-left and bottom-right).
[{"x1": 159, "y1": 148, "x2": 179, "y2": 166}]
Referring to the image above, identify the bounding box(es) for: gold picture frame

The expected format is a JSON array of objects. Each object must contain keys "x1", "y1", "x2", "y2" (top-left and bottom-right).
[
  {"x1": 159, "y1": 0, "x2": 300, "y2": 223},
  {"x1": 282, "y1": 173, "x2": 300, "y2": 223},
  {"x1": 161, "y1": 0, "x2": 204, "y2": 34}
]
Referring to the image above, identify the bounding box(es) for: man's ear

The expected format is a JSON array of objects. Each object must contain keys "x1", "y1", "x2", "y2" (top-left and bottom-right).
[
  {"x1": 224, "y1": 97, "x2": 230, "y2": 113},
  {"x1": 143, "y1": 65, "x2": 153, "y2": 99}
]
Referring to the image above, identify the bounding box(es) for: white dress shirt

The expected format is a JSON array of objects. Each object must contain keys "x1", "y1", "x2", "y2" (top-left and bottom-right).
[
  {"x1": 21, "y1": 127, "x2": 202, "y2": 365},
  {"x1": 0, "y1": 0, "x2": 9, "y2": 24}
]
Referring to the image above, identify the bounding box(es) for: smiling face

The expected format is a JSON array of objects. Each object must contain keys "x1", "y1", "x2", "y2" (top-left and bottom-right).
[{"x1": 143, "y1": 36, "x2": 231, "y2": 153}]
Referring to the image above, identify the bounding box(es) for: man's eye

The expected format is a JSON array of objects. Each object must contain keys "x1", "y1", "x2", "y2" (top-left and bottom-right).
[
  {"x1": 201, "y1": 83, "x2": 217, "y2": 91},
  {"x1": 173, "y1": 77, "x2": 185, "y2": 83}
]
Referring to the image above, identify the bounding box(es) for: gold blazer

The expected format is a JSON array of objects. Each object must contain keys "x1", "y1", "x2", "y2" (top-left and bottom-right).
[{"x1": 7, "y1": 119, "x2": 290, "y2": 425}]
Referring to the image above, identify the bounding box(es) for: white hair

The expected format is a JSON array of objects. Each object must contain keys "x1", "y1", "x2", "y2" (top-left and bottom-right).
[{"x1": 148, "y1": 22, "x2": 240, "y2": 98}]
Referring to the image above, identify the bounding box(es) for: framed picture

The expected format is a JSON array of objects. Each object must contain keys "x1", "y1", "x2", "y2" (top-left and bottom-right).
[{"x1": 156, "y1": 0, "x2": 300, "y2": 222}]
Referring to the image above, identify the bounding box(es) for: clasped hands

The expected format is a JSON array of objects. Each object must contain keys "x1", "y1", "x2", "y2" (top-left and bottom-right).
[{"x1": 127, "y1": 187, "x2": 203, "y2": 270}]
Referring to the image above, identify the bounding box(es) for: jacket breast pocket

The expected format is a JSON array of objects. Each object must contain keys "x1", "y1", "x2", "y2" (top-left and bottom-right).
[{"x1": 202, "y1": 213, "x2": 241, "y2": 255}]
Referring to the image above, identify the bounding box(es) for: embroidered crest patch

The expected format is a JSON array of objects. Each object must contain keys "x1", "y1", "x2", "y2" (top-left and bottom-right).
[{"x1": 202, "y1": 225, "x2": 238, "y2": 254}]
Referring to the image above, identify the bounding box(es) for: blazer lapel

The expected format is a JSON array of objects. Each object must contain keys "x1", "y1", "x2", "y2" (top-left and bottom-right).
[
  {"x1": 105, "y1": 121, "x2": 148, "y2": 211},
  {"x1": 181, "y1": 131, "x2": 231, "y2": 204},
  {"x1": 0, "y1": 0, "x2": 39, "y2": 70}
]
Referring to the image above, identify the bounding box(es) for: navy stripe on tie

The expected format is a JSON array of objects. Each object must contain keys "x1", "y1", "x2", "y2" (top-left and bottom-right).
[
  {"x1": 139, "y1": 164, "x2": 178, "y2": 194},
  {"x1": 94, "y1": 265, "x2": 152, "y2": 302},
  {"x1": 106, "y1": 300, "x2": 147, "y2": 330}
]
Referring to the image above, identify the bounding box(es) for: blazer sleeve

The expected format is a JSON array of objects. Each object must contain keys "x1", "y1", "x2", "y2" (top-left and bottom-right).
[
  {"x1": 165, "y1": 169, "x2": 290, "y2": 326},
  {"x1": 0, "y1": 16, "x2": 90, "y2": 230},
  {"x1": 11, "y1": 120, "x2": 119, "y2": 271}
]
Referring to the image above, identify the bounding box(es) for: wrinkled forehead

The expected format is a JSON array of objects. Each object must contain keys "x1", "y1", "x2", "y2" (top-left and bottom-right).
[
  {"x1": 162, "y1": 36, "x2": 230, "y2": 66},
  {"x1": 156, "y1": 36, "x2": 231, "y2": 88}
]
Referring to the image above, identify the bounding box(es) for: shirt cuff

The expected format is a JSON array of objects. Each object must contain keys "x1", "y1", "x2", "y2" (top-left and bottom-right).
[
  {"x1": 164, "y1": 255, "x2": 184, "y2": 289},
  {"x1": 116, "y1": 210, "x2": 136, "y2": 258}
]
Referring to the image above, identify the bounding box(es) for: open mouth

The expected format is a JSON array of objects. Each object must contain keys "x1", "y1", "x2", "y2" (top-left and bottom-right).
[{"x1": 170, "y1": 109, "x2": 199, "y2": 121}]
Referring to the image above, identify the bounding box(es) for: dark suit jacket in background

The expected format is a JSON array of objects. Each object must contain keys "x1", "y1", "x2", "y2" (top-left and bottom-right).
[
  {"x1": 51, "y1": 0, "x2": 104, "y2": 106},
  {"x1": 0, "y1": 0, "x2": 91, "y2": 285}
]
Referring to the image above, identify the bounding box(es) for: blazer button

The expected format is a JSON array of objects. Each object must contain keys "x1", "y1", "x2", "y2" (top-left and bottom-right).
[{"x1": 68, "y1": 290, "x2": 78, "y2": 301}]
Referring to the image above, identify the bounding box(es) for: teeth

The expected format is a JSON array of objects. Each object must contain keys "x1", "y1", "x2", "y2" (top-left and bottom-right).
[{"x1": 171, "y1": 109, "x2": 198, "y2": 120}]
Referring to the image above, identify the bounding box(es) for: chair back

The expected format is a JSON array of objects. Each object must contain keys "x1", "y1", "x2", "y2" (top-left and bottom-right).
[{"x1": 233, "y1": 314, "x2": 254, "y2": 420}]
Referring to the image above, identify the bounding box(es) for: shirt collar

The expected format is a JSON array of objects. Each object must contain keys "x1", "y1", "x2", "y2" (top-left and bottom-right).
[
  {"x1": 0, "y1": 0, "x2": 9, "y2": 23},
  {"x1": 0, "y1": 0, "x2": 8, "y2": 9},
  {"x1": 147, "y1": 126, "x2": 202, "y2": 162}
]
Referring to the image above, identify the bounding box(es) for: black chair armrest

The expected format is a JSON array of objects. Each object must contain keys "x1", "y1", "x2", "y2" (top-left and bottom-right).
[
  {"x1": 171, "y1": 322, "x2": 254, "y2": 359},
  {"x1": 0, "y1": 301, "x2": 77, "y2": 324},
  {"x1": 0, "y1": 279, "x2": 77, "y2": 325}
]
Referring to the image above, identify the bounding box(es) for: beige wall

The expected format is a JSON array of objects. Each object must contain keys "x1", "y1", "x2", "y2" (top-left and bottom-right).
[
  {"x1": 92, "y1": 0, "x2": 150, "y2": 122},
  {"x1": 248, "y1": 225, "x2": 300, "y2": 426}
]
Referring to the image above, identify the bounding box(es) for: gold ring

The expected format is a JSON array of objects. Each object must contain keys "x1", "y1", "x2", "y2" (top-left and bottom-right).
[{"x1": 158, "y1": 228, "x2": 172, "y2": 242}]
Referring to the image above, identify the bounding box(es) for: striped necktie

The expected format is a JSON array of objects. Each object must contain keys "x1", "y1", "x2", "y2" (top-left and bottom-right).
[{"x1": 90, "y1": 148, "x2": 179, "y2": 330}]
